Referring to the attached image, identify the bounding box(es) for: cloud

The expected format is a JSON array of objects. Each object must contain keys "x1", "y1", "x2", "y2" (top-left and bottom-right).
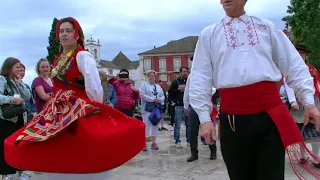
[{"x1": 0, "y1": 0, "x2": 291, "y2": 84}]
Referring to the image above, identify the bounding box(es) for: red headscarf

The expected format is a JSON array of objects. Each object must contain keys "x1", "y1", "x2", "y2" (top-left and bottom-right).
[{"x1": 55, "y1": 17, "x2": 85, "y2": 49}]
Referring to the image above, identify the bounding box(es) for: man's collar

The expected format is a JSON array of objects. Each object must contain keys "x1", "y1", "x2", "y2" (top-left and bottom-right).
[{"x1": 223, "y1": 13, "x2": 249, "y2": 24}]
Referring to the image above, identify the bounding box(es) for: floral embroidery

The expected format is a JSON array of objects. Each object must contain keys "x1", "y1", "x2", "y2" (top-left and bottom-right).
[
  {"x1": 226, "y1": 22, "x2": 237, "y2": 49},
  {"x1": 51, "y1": 46, "x2": 80, "y2": 86},
  {"x1": 250, "y1": 18, "x2": 260, "y2": 44},
  {"x1": 257, "y1": 24, "x2": 267, "y2": 31},
  {"x1": 222, "y1": 23, "x2": 230, "y2": 47},
  {"x1": 244, "y1": 18, "x2": 260, "y2": 47},
  {"x1": 223, "y1": 17, "x2": 260, "y2": 49},
  {"x1": 53, "y1": 55, "x2": 74, "y2": 86},
  {"x1": 246, "y1": 20, "x2": 256, "y2": 46}
]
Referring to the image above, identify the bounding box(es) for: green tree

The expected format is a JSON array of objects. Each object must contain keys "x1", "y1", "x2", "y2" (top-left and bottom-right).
[
  {"x1": 283, "y1": 0, "x2": 320, "y2": 68},
  {"x1": 46, "y1": 17, "x2": 60, "y2": 64}
]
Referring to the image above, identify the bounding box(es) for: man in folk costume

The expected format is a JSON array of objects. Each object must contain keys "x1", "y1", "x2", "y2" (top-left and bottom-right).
[
  {"x1": 284, "y1": 44, "x2": 320, "y2": 168},
  {"x1": 4, "y1": 17, "x2": 145, "y2": 180},
  {"x1": 189, "y1": 0, "x2": 320, "y2": 179}
]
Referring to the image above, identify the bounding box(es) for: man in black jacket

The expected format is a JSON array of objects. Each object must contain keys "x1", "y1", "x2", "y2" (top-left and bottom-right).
[{"x1": 168, "y1": 66, "x2": 190, "y2": 148}]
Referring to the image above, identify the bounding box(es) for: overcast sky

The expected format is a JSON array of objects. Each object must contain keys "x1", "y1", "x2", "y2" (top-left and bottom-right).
[{"x1": 0, "y1": 0, "x2": 291, "y2": 85}]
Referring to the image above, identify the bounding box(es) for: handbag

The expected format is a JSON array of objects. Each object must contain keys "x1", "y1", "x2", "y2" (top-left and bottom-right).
[
  {"x1": 1, "y1": 78, "x2": 26, "y2": 119},
  {"x1": 145, "y1": 84, "x2": 158, "y2": 112}
]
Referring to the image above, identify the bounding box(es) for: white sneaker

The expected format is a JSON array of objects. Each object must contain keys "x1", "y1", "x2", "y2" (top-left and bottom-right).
[
  {"x1": 3, "y1": 174, "x2": 15, "y2": 180},
  {"x1": 18, "y1": 173, "x2": 30, "y2": 180},
  {"x1": 175, "y1": 142, "x2": 182, "y2": 148},
  {"x1": 21, "y1": 172, "x2": 31, "y2": 176},
  {"x1": 170, "y1": 127, "x2": 174, "y2": 131}
]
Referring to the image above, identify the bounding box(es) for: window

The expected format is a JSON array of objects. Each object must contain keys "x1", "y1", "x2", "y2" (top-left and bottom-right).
[
  {"x1": 94, "y1": 49, "x2": 98, "y2": 59},
  {"x1": 108, "y1": 69, "x2": 113, "y2": 76},
  {"x1": 159, "y1": 59, "x2": 166, "y2": 72},
  {"x1": 144, "y1": 59, "x2": 151, "y2": 72},
  {"x1": 159, "y1": 74, "x2": 167, "y2": 81},
  {"x1": 173, "y1": 57, "x2": 181, "y2": 72}
]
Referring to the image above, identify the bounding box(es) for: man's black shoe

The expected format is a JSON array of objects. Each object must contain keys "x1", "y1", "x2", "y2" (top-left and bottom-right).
[
  {"x1": 210, "y1": 153, "x2": 217, "y2": 160},
  {"x1": 187, "y1": 155, "x2": 198, "y2": 162}
]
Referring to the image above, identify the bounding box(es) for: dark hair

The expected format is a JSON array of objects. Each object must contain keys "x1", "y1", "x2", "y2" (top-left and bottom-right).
[
  {"x1": 0, "y1": 57, "x2": 21, "y2": 77},
  {"x1": 36, "y1": 58, "x2": 50, "y2": 75},
  {"x1": 119, "y1": 69, "x2": 129, "y2": 74},
  {"x1": 58, "y1": 18, "x2": 78, "y2": 32},
  {"x1": 179, "y1": 66, "x2": 189, "y2": 73},
  {"x1": 295, "y1": 44, "x2": 311, "y2": 54},
  {"x1": 20, "y1": 63, "x2": 25, "y2": 70},
  {"x1": 56, "y1": 17, "x2": 84, "y2": 49}
]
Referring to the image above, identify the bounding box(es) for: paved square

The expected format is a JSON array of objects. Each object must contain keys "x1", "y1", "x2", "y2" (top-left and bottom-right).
[{"x1": 30, "y1": 125, "x2": 312, "y2": 180}]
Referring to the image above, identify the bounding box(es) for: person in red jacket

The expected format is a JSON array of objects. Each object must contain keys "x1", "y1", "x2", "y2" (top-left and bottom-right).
[{"x1": 113, "y1": 69, "x2": 139, "y2": 117}]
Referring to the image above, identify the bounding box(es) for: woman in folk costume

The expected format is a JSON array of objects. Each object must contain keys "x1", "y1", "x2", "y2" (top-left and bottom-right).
[
  {"x1": 284, "y1": 44, "x2": 320, "y2": 168},
  {"x1": 4, "y1": 17, "x2": 145, "y2": 180}
]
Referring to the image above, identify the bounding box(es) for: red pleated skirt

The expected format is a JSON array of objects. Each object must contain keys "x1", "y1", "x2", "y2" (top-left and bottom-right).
[{"x1": 4, "y1": 90, "x2": 146, "y2": 173}]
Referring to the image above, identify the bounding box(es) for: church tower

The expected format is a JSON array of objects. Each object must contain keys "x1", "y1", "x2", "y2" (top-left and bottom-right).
[{"x1": 84, "y1": 36, "x2": 101, "y2": 67}]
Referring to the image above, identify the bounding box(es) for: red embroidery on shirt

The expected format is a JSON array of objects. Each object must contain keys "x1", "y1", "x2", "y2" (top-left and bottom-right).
[
  {"x1": 223, "y1": 17, "x2": 260, "y2": 49},
  {"x1": 257, "y1": 24, "x2": 267, "y2": 30},
  {"x1": 222, "y1": 23, "x2": 230, "y2": 47},
  {"x1": 250, "y1": 18, "x2": 260, "y2": 44},
  {"x1": 245, "y1": 18, "x2": 260, "y2": 46},
  {"x1": 226, "y1": 22, "x2": 237, "y2": 49}
]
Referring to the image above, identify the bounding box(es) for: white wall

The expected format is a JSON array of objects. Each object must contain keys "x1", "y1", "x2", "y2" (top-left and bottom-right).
[
  {"x1": 98, "y1": 67, "x2": 120, "y2": 77},
  {"x1": 138, "y1": 55, "x2": 146, "y2": 81},
  {"x1": 129, "y1": 68, "x2": 141, "y2": 81},
  {"x1": 84, "y1": 43, "x2": 101, "y2": 66}
]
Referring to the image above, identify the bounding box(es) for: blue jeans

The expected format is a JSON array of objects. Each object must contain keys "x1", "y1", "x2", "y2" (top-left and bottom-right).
[{"x1": 174, "y1": 106, "x2": 189, "y2": 144}]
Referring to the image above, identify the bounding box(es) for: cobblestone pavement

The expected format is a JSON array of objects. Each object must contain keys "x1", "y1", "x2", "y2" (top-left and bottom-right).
[{"x1": 29, "y1": 125, "x2": 311, "y2": 180}]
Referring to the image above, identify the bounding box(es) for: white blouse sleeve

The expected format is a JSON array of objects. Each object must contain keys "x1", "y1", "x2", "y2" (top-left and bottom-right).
[
  {"x1": 76, "y1": 51, "x2": 103, "y2": 103},
  {"x1": 283, "y1": 77, "x2": 297, "y2": 104}
]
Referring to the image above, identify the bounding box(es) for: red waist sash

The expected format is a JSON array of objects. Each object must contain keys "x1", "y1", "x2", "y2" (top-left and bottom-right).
[{"x1": 219, "y1": 81, "x2": 320, "y2": 180}]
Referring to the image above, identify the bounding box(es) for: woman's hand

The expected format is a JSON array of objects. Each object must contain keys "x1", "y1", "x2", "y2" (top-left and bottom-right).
[
  {"x1": 12, "y1": 97, "x2": 24, "y2": 105},
  {"x1": 130, "y1": 84, "x2": 138, "y2": 92},
  {"x1": 32, "y1": 112, "x2": 37, "y2": 118},
  {"x1": 153, "y1": 98, "x2": 161, "y2": 104},
  {"x1": 291, "y1": 102, "x2": 300, "y2": 110}
]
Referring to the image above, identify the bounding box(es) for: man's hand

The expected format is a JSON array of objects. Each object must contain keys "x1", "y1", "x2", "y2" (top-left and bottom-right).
[
  {"x1": 184, "y1": 108, "x2": 189, "y2": 116},
  {"x1": 304, "y1": 104, "x2": 320, "y2": 131},
  {"x1": 178, "y1": 85, "x2": 185, "y2": 91},
  {"x1": 200, "y1": 121, "x2": 217, "y2": 145},
  {"x1": 291, "y1": 102, "x2": 300, "y2": 110}
]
